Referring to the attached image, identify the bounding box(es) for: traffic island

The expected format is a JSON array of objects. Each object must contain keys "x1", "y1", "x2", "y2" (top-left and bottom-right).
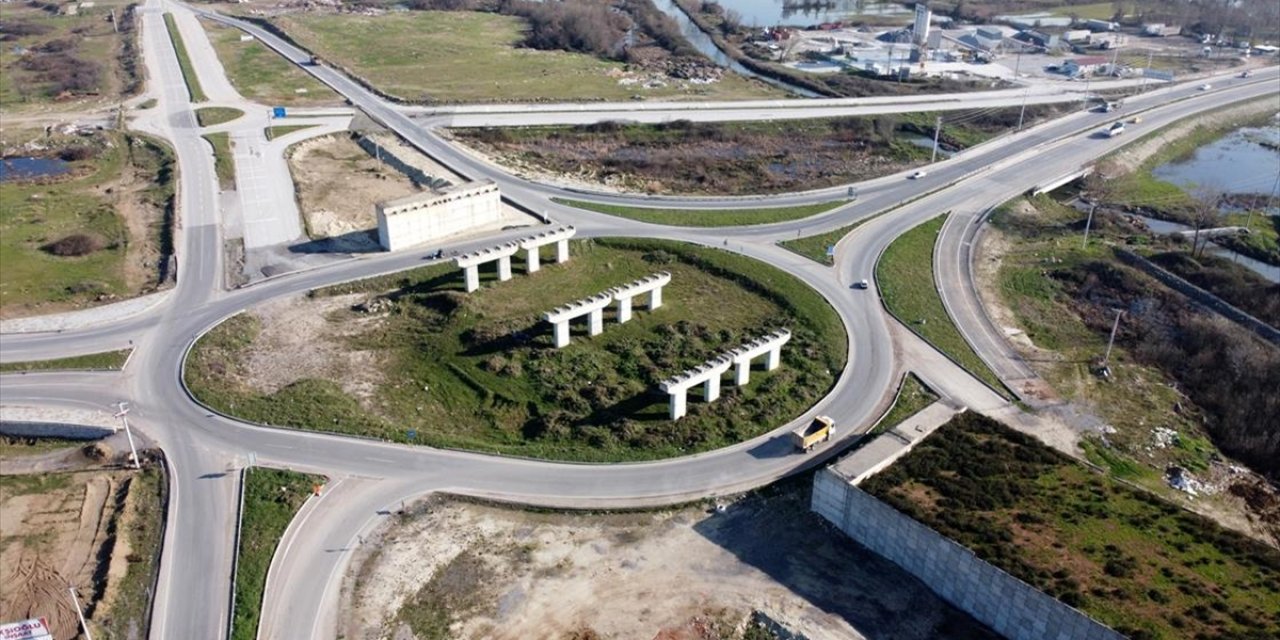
[{"x1": 185, "y1": 239, "x2": 847, "y2": 462}]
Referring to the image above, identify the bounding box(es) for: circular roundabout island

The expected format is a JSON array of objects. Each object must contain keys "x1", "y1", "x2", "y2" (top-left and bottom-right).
[{"x1": 187, "y1": 239, "x2": 847, "y2": 461}]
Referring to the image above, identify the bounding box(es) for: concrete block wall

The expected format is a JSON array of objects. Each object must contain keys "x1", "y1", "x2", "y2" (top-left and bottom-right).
[{"x1": 812, "y1": 469, "x2": 1125, "y2": 640}]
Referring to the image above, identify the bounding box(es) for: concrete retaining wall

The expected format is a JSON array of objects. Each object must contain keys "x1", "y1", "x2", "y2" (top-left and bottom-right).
[
  {"x1": 1114, "y1": 248, "x2": 1280, "y2": 345},
  {"x1": 355, "y1": 135, "x2": 444, "y2": 189},
  {"x1": 0, "y1": 421, "x2": 115, "y2": 440},
  {"x1": 812, "y1": 469, "x2": 1124, "y2": 640}
]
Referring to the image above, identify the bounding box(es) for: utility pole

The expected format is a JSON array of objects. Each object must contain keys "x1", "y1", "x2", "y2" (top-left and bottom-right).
[
  {"x1": 1016, "y1": 86, "x2": 1030, "y2": 131},
  {"x1": 1082, "y1": 201, "x2": 1097, "y2": 249},
  {"x1": 930, "y1": 116, "x2": 943, "y2": 163},
  {"x1": 114, "y1": 402, "x2": 141, "y2": 470},
  {"x1": 70, "y1": 586, "x2": 94, "y2": 640},
  {"x1": 1102, "y1": 308, "x2": 1123, "y2": 368}
]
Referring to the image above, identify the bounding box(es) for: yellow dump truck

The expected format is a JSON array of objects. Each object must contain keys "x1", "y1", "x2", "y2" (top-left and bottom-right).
[{"x1": 792, "y1": 415, "x2": 835, "y2": 452}]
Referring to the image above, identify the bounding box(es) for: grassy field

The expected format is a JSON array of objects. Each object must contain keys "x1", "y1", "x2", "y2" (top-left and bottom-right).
[
  {"x1": 989, "y1": 195, "x2": 1273, "y2": 488},
  {"x1": 265, "y1": 125, "x2": 320, "y2": 140},
  {"x1": 553, "y1": 198, "x2": 850, "y2": 227},
  {"x1": 780, "y1": 217, "x2": 876, "y2": 265},
  {"x1": 862, "y1": 412, "x2": 1280, "y2": 640},
  {"x1": 202, "y1": 132, "x2": 235, "y2": 190},
  {"x1": 1, "y1": 131, "x2": 175, "y2": 317},
  {"x1": 232, "y1": 467, "x2": 324, "y2": 640},
  {"x1": 272, "y1": 11, "x2": 777, "y2": 104},
  {"x1": 165, "y1": 13, "x2": 207, "y2": 103},
  {"x1": 203, "y1": 20, "x2": 338, "y2": 106},
  {"x1": 188, "y1": 239, "x2": 847, "y2": 461},
  {"x1": 876, "y1": 215, "x2": 1008, "y2": 395},
  {"x1": 457, "y1": 106, "x2": 1064, "y2": 196},
  {"x1": 0, "y1": 0, "x2": 141, "y2": 111},
  {"x1": 0, "y1": 349, "x2": 131, "y2": 373},
  {"x1": 870, "y1": 373, "x2": 938, "y2": 436},
  {"x1": 195, "y1": 107, "x2": 245, "y2": 128}
]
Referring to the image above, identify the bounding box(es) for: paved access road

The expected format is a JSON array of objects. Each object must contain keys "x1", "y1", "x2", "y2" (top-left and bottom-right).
[{"x1": 2, "y1": 1, "x2": 1277, "y2": 637}]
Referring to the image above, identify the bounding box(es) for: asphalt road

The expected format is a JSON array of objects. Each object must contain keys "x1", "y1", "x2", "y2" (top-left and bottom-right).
[{"x1": 1, "y1": 2, "x2": 1277, "y2": 637}]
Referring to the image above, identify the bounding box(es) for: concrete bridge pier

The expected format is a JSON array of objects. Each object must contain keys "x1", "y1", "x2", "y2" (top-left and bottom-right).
[
  {"x1": 497, "y1": 255, "x2": 512, "y2": 282},
  {"x1": 544, "y1": 293, "x2": 613, "y2": 348}
]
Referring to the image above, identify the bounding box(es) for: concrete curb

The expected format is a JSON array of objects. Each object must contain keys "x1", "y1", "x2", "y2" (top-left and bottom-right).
[{"x1": 226, "y1": 466, "x2": 247, "y2": 640}]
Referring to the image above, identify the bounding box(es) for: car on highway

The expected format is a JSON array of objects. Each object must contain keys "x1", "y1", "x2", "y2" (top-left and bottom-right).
[
  {"x1": 853, "y1": 279, "x2": 870, "y2": 289},
  {"x1": 1199, "y1": 83, "x2": 1212, "y2": 90},
  {"x1": 1239, "y1": 70, "x2": 1252, "y2": 78},
  {"x1": 909, "y1": 170, "x2": 928, "y2": 180}
]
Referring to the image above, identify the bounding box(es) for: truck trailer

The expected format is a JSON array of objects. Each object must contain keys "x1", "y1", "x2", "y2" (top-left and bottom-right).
[{"x1": 792, "y1": 416, "x2": 836, "y2": 452}]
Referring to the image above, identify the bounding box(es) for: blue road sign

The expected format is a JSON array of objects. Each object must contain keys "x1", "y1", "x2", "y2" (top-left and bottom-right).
[
  {"x1": 407, "y1": 429, "x2": 417, "y2": 440},
  {"x1": 272, "y1": 107, "x2": 287, "y2": 118}
]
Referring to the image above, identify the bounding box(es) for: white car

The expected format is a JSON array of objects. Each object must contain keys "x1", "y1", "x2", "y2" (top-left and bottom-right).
[
  {"x1": 854, "y1": 279, "x2": 870, "y2": 290},
  {"x1": 909, "y1": 170, "x2": 928, "y2": 180},
  {"x1": 1199, "y1": 83, "x2": 1212, "y2": 90}
]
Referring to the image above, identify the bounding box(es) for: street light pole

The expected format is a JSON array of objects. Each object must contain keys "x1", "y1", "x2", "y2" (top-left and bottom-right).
[
  {"x1": 1102, "y1": 308, "x2": 1123, "y2": 368},
  {"x1": 114, "y1": 401, "x2": 141, "y2": 470},
  {"x1": 1082, "y1": 202, "x2": 1097, "y2": 249},
  {"x1": 70, "y1": 586, "x2": 94, "y2": 640},
  {"x1": 930, "y1": 116, "x2": 943, "y2": 163},
  {"x1": 1016, "y1": 86, "x2": 1030, "y2": 131}
]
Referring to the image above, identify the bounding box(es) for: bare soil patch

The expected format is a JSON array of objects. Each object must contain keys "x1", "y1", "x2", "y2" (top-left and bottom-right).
[
  {"x1": 0, "y1": 462, "x2": 162, "y2": 639},
  {"x1": 287, "y1": 133, "x2": 421, "y2": 239},
  {"x1": 239, "y1": 294, "x2": 388, "y2": 408},
  {"x1": 340, "y1": 482, "x2": 997, "y2": 640}
]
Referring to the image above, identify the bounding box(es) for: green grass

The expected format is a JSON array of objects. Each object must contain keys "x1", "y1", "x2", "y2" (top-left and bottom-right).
[
  {"x1": 870, "y1": 373, "x2": 939, "y2": 436},
  {"x1": 780, "y1": 217, "x2": 875, "y2": 265},
  {"x1": 0, "y1": 131, "x2": 174, "y2": 315},
  {"x1": 195, "y1": 107, "x2": 245, "y2": 128},
  {"x1": 0, "y1": 349, "x2": 131, "y2": 373},
  {"x1": 876, "y1": 214, "x2": 1009, "y2": 395},
  {"x1": 1048, "y1": 2, "x2": 1118, "y2": 20},
  {"x1": 0, "y1": 0, "x2": 139, "y2": 110},
  {"x1": 273, "y1": 11, "x2": 778, "y2": 104},
  {"x1": 988, "y1": 195, "x2": 1253, "y2": 491},
  {"x1": 203, "y1": 20, "x2": 338, "y2": 106},
  {"x1": 552, "y1": 198, "x2": 849, "y2": 227},
  {"x1": 202, "y1": 132, "x2": 235, "y2": 190},
  {"x1": 265, "y1": 124, "x2": 320, "y2": 141},
  {"x1": 0, "y1": 437, "x2": 82, "y2": 458},
  {"x1": 863, "y1": 412, "x2": 1280, "y2": 640},
  {"x1": 188, "y1": 239, "x2": 847, "y2": 461},
  {"x1": 164, "y1": 13, "x2": 207, "y2": 103},
  {"x1": 232, "y1": 467, "x2": 324, "y2": 640}
]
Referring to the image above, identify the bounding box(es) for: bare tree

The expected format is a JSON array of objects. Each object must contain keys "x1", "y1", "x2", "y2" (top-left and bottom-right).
[{"x1": 1189, "y1": 185, "x2": 1223, "y2": 258}]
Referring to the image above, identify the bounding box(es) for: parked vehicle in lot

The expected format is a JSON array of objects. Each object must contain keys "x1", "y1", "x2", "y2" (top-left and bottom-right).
[
  {"x1": 792, "y1": 416, "x2": 836, "y2": 452},
  {"x1": 909, "y1": 170, "x2": 928, "y2": 180}
]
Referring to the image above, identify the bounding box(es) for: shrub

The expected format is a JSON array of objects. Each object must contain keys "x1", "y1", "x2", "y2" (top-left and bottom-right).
[{"x1": 43, "y1": 233, "x2": 104, "y2": 257}]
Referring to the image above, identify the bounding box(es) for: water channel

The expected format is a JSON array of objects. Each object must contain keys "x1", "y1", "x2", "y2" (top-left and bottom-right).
[
  {"x1": 653, "y1": 0, "x2": 824, "y2": 97},
  {"x1": 1151, "y1": 123, "x2": 1280, "y2": 198},
  {"x1": 707, "y1": 0, "x2": 912, "y2": 28}
]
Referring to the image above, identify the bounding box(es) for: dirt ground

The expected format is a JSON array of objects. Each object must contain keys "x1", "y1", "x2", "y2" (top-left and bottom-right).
[
  {"x1": 287, "y1": 133, "x2": 421, "y2": 239},
  {"x1": 238, "y1": 294, "x2": 387, "y2": 408},
  {"x1": 340, "y1": 482, "x2": 997, "y2": 640},
  {"x1": 0, "y1": 441, "x2": 160, "y2": 640}
]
